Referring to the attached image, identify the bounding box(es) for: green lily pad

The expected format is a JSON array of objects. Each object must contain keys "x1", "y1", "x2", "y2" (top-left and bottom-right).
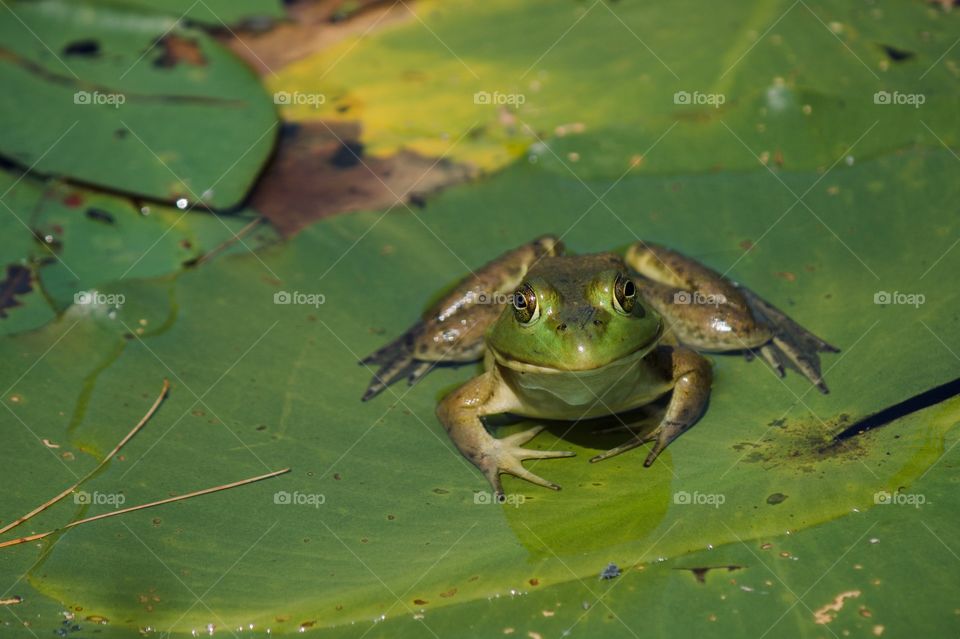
[
  {"x1": 271, "y1": 0, "x2": 960, "y2": 176},
  {"x1": 0, "y1": 144, "x2": 957, "y2": 636},
  {"x1": 0, "y1": 0, "x2": 278, "y2": 209},
  {"x1": 0, "y1": 169, "x2": 278, "y2": 336},
  {"x1": 93, "y1": 0, "x2": 285, "y2": 27}
]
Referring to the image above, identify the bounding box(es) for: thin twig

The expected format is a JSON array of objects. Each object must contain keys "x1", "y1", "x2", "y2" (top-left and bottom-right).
[
  {"x1": 0, "y1": 379, "x2": 170, "y2": 537},
  {"x1": 190, "y1": 217, "x2": 265, "y2": 267},
  {"x1": 0, "y1": 468, "x2": 290, "y2": 549}
]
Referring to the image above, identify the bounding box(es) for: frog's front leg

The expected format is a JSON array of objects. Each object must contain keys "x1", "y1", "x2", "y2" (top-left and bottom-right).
[
  {"x1": 624, "y1": 242, "x2": 838, "y2": 393},
  {"x1": 436, "y1": 371, "x2": 575, "y2": 495},
  {"x1": 591, "y1": 346, "x2": 711, "y2": 465},
  {"x1": 361, "y1": 235, "x2": 562, "y2": 400}
]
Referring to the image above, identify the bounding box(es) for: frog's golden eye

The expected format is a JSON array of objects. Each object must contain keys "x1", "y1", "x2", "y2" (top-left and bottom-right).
[
  {"x1": 512, "y1": 283, "x2": 539, "y2": 325},
  {"x1": 613, "y1": 273, "x2": 637, "y2": 314}
]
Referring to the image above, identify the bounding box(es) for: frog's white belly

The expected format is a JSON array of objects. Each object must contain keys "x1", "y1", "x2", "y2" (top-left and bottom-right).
[{"x1": 487, "y1": 346, "x2": 672, "y2": 420}]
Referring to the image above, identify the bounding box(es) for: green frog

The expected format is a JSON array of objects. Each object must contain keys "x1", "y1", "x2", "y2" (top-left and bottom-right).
[{"x1": 361, "y1": 236, "x2": 837, "y2": 495}]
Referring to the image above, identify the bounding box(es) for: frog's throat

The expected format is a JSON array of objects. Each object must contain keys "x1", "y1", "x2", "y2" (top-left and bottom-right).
[{"x1": 487, "y1": 323, "x2": 663, "y2": 375}]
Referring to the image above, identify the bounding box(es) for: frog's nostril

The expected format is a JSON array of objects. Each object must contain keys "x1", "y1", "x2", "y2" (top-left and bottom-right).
[{"x1": 557, "y1": 323, "x2": 568, "y2": 332}]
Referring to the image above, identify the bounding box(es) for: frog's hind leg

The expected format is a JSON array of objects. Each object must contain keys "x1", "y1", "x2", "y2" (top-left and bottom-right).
[
  {"x1": 361, "y1": 235, "x2": 563, "y2": 401},
  {"x1": 591, "y1": 347, "x2": 711, "y2": 466},
  {"x1": 624, "y1": 241, "x2": 838, "y2": 393}
]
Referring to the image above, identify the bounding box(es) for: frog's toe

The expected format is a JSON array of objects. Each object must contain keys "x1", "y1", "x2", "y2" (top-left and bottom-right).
[{"x1": 589, "y1": 434, "x2": 652, "y2": 463}]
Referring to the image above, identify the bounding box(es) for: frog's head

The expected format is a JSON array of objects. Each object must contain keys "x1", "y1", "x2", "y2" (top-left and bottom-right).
[{"x1": 488, "y1": 254, "x2": 661, "y2": 371}]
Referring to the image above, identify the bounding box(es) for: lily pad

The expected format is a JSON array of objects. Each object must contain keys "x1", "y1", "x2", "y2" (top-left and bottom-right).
[
  {"x1": 1, "y1": 145, "x2": 958, "y2": 636},
  {"x1": 0, "y1": 0, "x2": 278, "y2": 209}
]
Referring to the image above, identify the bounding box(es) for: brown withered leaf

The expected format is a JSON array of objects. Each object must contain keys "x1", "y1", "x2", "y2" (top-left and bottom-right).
[
  {"x1": 251, "y1": 120, "x2": 474, "y2": 236},
  {"x1": 153, "y1": 34, "x2": 207, "y2": 69},
  {"x1": 220, "y1": 0, "x2": 413, "y2": 75}
]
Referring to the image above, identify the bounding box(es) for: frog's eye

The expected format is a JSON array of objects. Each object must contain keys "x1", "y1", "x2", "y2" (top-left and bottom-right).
[
  {"x1": 613, "y1": 273, "x2": 637, "y2": 314},
  {"x1": 512, "y1": 283, "x2": 539, "y2": 325}
]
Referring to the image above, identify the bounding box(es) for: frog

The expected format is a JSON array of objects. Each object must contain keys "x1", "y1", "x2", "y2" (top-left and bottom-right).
[{"x1": 360, "y1": 236, "x2": 838, "y2": 495}]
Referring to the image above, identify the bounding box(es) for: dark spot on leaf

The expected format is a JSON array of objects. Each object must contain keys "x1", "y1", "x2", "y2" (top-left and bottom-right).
[
  {"x1": 676, "y1": 565, "x2": 743, "y2": 583},
  {"x1": 413, "y1": 598, "x2": 428, "y2": 605},
  {"x1": 432, "y1": 488, "x2": 448, "y2": 494},
  {"x1": 599, "y1": 562, "x2": 621, "y2": 580},
  {"x1": 63, "y1": 39, "x2": 100, "y2": 57},
  {"x1": 879, "y1": 44, "x2": 915, "y2": 62},
  {"x1": 439, "y1": 588, "x2": 457, "y2": 598},
  {"x1": 529, "y1": 578, "x2": 539, "y2": 586},
  {"x1": 0, "y1": 265, "x2": 33, "y2": 319},
  {"x1": 153, "y1": 34, "x2": 207, "y2": 68},
  {"x1": 387, "y1": 514, "x2": 395, "y2": 520},
  {"x1": 330, "y1": 141, "x2": 364, "y2": 168},
  {"x1": 333, "y1": 472, "x2": 342, "y2": 480},
  {"x1": 766, "y1": 492, "x2": 788, "y2": 505},
  {"x1": 63, "y1": 193, "x2": 84, "y2": 207},
  {"x1": 85, "y1": 208, "x2": 115, "y2": 224}
]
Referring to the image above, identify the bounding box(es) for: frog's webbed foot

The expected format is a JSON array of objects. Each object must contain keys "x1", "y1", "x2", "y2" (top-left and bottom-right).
[
  {"x1": 438, "y1": 375, "x2": 574, "y2": 495},
  {"x1": 591, "y1": 347, "x2": 711, "y2": 467},
  {"x1": 482, "y1": 426, "x2": 576, "y2": 495},
  {"x1": 738, "y1": 285, "x2": 840, "y2": 394}
]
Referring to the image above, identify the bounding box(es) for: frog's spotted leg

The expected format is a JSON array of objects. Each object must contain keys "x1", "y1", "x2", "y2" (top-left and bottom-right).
[
  {"x1": 591, "y1": 346, "x2": 711, "y2": 465},
  {"x1": 360, "y1": 235, "x2": 563, "y2": 401},
  {"x1": 623, "y1": 241, "x2": 839, "y2": 393},
  {"x1": 436, "y1": 371, "x2": 575, "y2": 495}
]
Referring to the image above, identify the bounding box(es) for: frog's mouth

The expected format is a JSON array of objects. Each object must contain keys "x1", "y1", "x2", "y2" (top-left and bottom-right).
[{"x1": 489, "y1": 323, "x2": 663, "y2": 375}]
